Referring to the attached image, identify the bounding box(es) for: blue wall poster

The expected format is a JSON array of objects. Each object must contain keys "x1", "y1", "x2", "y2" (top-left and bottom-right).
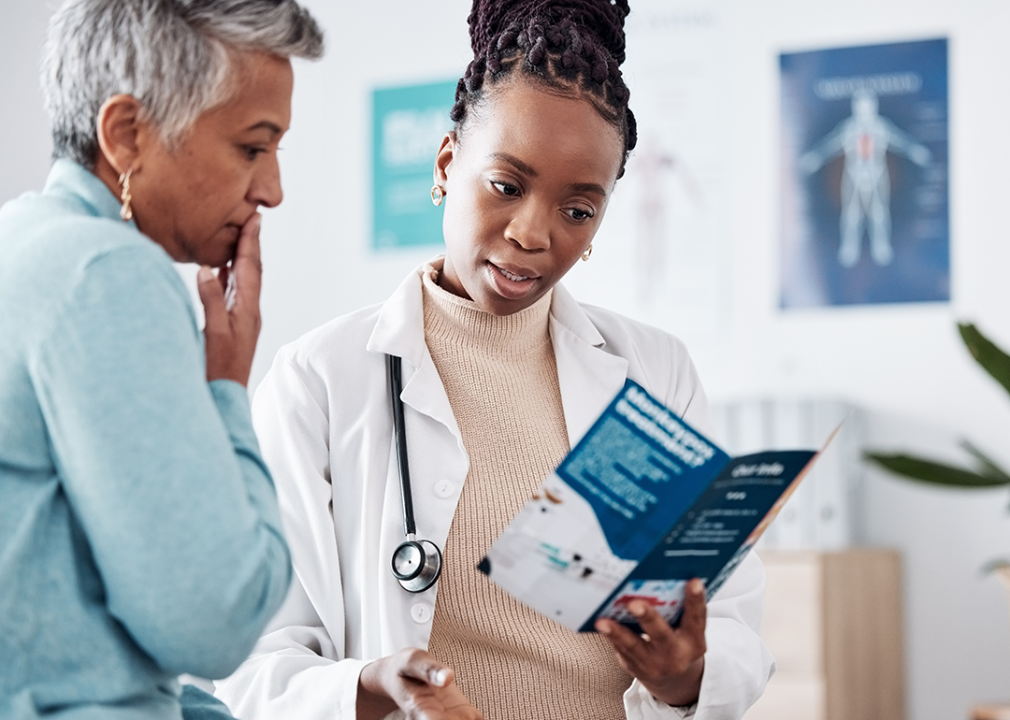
[
  {"x1": 372, "y1": 79, "x2": 457, "y2": 249},
  {"x1": 779, "y1": 38, "x2": 949, "y2": 307}
]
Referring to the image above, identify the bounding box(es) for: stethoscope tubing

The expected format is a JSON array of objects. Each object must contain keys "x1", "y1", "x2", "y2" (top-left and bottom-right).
[{"x1": 387, "y1": 354, "x2": 417, "y2": 538}]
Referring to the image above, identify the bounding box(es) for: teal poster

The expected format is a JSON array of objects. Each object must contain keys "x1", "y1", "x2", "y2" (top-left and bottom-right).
[{"x1": 372, "y1": 80, "x2": 457, "y2": 249}]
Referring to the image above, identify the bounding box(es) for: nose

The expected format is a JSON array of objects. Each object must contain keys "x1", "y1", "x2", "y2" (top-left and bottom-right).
[
  {"x1": 504, "y1": 199, "x2": 551, "y2": 251},
  {"x1": 249, "y1": 154, "x2": 284, "y2": 209}
]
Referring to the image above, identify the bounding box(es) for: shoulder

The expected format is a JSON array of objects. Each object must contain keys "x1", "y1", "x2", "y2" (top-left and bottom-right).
[
  {"x1": 58, "y1": 232, "x2": 190, "y2": 325},
  {"x1": 576, "y1": 302, "x2": 697, "y2": 388},
  {"x1": 578, "y1": 302, "x2": 693, "y2": 360},
  {"x1": 275, "y1": 301, "x2": 384, "y2": 372},
  {"x1": 1, "y1": 197, "x2": 190, "y2": 351},
  {"x1": 568, "y1": 300, "x2": 713, "y2": 435},
  {"x1": 2, "y1": 186, "x2": 181, "y2": 289},
  {"x1": 263, "y1": 301, "x2": 386, "y2": 400}
]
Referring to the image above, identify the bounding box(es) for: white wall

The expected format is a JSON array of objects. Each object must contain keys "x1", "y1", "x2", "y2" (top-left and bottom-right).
[
  {"x1": 3, "y1": 0, "x2": 1010, "y2": 718},
  {"x1": 0, "y1": 0, "x2": 54, "y2": 202}
]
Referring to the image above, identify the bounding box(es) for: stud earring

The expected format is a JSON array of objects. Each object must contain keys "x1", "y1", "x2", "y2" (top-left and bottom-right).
[
  {"x1": 581, "y1": 243, "x2": 593, "y2": 262},
  {"x1": 119, "y1": 169, "x2": 133, "y2": 222},
  {"x1": 431, "y1": 185, "x2": 445, "y2": 206}
]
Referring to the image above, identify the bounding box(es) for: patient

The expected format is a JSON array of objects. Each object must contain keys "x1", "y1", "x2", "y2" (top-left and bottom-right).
[{"x1": 0, "y1": 1, "x2": 322, "y2": 718}]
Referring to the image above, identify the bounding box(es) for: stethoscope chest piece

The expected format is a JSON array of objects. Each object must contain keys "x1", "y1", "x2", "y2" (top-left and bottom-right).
[{"x1": 392, "y1": 538, "x2": 443, "y2": 593}]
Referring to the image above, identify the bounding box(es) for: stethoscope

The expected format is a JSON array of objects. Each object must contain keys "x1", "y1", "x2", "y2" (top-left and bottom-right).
[{"x1": 386, "y1": 354, "x2": 444, "y2": 593}]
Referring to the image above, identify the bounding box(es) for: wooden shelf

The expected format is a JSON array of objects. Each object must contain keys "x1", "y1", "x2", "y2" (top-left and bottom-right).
[
  {"x1": 743, "y1": 549, "x2": 905, "y2": 720},
  {"x1": 971, "y1": 704, "x2": 1010, "y2": 720}
]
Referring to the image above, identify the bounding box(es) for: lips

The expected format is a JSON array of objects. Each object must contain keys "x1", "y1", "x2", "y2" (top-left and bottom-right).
[
  {"x1": 491, "y1": 261, "x2": 539, "y2": 281},
  {"x1": 486, "y1": 261, "x2": 540, "y2": 301},
  {"x1": 498, "y1": 266, "x2": 529, "y2": 282}
]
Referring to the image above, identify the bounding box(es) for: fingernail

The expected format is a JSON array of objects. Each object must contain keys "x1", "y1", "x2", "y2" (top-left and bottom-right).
[
  {"x1": 197, "y1": 266, "x2": 213, "y2": 283},
  {"x1": 430, "y1": 668, "x2": 449, "y2": 686},
  {"x1": 596, "y1": 621, "x2": 611, "y2": 636},
  {"x1": 630, "y1": 601, "x2": 646, "y2": 617}
]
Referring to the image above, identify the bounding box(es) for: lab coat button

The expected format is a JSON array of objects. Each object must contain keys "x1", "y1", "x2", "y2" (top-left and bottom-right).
[
  {"x1": 411, "y1": 603, "x2": 432, "y2": 624},
  {"x1": 434, "y1": 479, "x2": 456, "y2": 498}
]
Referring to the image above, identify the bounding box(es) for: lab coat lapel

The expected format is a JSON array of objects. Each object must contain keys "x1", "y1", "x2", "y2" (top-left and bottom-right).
[
  {"x1": 366, "y1": 267, "x2": 461, "y2": 439},
  {"x1": 398, "y1": 353, "x2": 460, "y2": 441},
  {"x1": 549, "y1": 284, "x2": 629, "y2": 448}
]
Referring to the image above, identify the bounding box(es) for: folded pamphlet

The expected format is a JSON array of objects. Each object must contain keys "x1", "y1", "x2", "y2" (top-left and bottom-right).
[{"x1": 479, "y1": 380, "x2": 830, "y2": 633}]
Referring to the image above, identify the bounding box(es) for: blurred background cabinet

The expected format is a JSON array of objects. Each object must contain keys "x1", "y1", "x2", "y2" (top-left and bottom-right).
[{"x1": 744, "y1": 549, "x2": 905, "y2": 720}]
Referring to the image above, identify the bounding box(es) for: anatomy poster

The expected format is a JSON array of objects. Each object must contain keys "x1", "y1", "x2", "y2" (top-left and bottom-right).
[
  {"x1": 372, "y1": 79, "x2": 456, "y2": 250},
  {"x1": 780, "y1": 38, "x2": 949, "y2": 307},
  {"x1": 570, "y1": 0, "x2": 731, "y2": 347}
]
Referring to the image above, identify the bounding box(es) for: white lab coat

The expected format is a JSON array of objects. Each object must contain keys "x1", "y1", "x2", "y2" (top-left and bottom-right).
[{"x1": 216, "y1": 265, "x2": 774, "y2": 720}]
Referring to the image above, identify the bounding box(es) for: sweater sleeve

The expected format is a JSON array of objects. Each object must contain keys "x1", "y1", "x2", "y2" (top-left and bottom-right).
[
  {"x1": 30, "y1": 247, "x2": 291, "y2": 680},
  {"x1": 214, "y1": 349, "x2": 366, "y2": 719}
]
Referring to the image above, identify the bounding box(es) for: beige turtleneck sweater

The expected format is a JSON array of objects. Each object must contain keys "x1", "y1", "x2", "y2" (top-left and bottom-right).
[{"x1": 421, "y1": 262, "x2": 631, "y2": 719}]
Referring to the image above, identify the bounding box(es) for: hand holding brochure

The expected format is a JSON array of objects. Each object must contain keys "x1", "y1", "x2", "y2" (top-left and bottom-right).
[{"x1": 478, "y1": 380, "x2": 830, "y2": 633}]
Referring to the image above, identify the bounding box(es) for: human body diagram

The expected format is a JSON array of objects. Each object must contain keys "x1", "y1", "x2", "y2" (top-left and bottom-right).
[
  {"x1": 631, "y1": 136, "x2": 704, "y2": 303},
  {"x1": 800, "y1": 89, "x2": 931, "y2": 268}
]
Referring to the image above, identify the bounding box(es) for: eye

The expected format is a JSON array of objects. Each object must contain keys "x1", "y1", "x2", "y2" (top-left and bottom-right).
[
  {"x1": 241, "y1": 145, "x2": 268, "y2": 161},
  {"x1": 491, "y1": 180, "x2": 521, "y2": 197},
  {"x1": 566, "y1": 206, "x2": 595, "y2": 222}
]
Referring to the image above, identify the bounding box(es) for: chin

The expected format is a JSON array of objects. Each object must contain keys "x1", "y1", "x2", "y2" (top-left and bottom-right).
[{"x1": 199, "y1": 240, "x2": 239, "y2": 269}]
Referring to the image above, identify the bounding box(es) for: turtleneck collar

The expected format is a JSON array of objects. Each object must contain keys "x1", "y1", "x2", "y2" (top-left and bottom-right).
[{"x1": 421, "y1": 258, "x2": 553, "y2": 355}]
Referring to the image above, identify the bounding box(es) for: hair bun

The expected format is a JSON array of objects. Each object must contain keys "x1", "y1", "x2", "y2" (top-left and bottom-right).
[{"x1": 467, "y1": 0, "x2": 630, "y2": 65}]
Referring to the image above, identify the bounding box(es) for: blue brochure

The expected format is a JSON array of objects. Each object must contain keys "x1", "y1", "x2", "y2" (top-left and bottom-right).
[{"x1": 479, "y1": 380, "x2": 826, "y2": 633}]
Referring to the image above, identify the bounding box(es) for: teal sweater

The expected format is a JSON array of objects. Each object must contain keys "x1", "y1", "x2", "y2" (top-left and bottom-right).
[{"x1": 0, "y1": 161, "x2": 292, "y2": 719}]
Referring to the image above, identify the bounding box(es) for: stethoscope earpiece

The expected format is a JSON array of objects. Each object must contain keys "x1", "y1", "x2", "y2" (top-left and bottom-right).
[
  {"x1": 387, "y1": 354, "x2": 444, "y2": 595},
  {"x1": 392, "y1": 538, "x2": 443, "y2": 593}
]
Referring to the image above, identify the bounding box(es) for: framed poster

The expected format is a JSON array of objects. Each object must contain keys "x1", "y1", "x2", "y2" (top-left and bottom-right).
[
  {"x1": 780, "y1": 38, "x2": 949, "y2": 307},
  {"x1": 372, "y1": 79, "x2": 457, "y2": 249}
]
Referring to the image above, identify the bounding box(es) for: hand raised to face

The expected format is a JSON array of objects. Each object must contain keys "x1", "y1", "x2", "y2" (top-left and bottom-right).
[
  {"x1": 197, "y1": 213, "x2": 263, "y2": 387},
  {"x1": 595, "y1": 578, "x2": 708, "y2": 708}
]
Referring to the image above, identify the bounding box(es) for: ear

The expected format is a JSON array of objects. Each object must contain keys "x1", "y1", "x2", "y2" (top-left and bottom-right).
[
  {"x1": 95, "y1": 94, "x2": 144, "y2": 176},
  {"x1": 433, "y1": 131, "x2": 457, "y2": 187}
]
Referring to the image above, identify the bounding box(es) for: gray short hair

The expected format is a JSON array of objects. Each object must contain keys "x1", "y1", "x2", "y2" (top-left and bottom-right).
[{"x1": 42, "y1": 0, "x2": 325, "y2": 168}]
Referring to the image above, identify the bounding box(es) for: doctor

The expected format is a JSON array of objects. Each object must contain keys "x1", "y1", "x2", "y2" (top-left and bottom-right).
[{"x1": 216, "y1": 0, "x2": 773, "y2": 718}]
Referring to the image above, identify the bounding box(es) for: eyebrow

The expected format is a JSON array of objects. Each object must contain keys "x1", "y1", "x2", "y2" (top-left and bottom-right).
[
  {"x1": 490, "y1": 152, "x2": 609, "y2": 198},
  {"x1": 246, "y1": 121, "x2": 284, "y2": 135},
  {"x1": 568, "y1": 182, "x2": 609, "y2": 198},
  {"x1": 491, "y1": 152, "x2": 537, "y2": 177}
]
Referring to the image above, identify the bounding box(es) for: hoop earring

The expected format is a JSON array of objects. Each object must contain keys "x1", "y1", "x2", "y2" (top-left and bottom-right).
[
  {"x1": 119, "y1": 169, "x2": 134, "y2": 222},
  {"x1": 431, "y1": 185, "x2": 445, "y2": 206},
  {"x1": 581, "y1": 243, "x2": 593, "y2": 262}
]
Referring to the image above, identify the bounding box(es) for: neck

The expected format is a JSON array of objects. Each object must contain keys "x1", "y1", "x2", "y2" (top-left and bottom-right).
[{"x1": 92, "y1": 154, "x2": 124, "y2": 207}]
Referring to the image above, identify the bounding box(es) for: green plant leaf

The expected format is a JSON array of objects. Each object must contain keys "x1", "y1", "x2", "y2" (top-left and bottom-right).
[
  {"x1": 864, "y1": 451, "x2": 1010, "y2": 488},
  {"x1": 958, "y1": 323, "x2": 1010, "y2": 401},
  {"x1": 960, "y1": 440, "x2": 1010, "y2": 483},
  {"x1": 982, "y1": 558, "x2": 1010, "y2": 576}
]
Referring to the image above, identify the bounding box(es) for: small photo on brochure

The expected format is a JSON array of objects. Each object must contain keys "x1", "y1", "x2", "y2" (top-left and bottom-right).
[
  {"x1": 779, "y1": 38, "x2": 949, "y2": 308},
  {"x1": 596, "y1": 579, "x2": 689, "y2": 626}
]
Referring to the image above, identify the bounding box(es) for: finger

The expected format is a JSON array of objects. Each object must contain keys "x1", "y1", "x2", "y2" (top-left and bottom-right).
[
  {"x1": 629, "y1": 599, "x2": 678, "y2": 649},
  {"x1": 596, "y1": 615, "x2": 647, "y2": 657},
  {"x1": 197, "y1": 265, "x2": 228, "y2": 332},
  {"x1": 216, "y1": 264, "x2": 230, "y2": 295},
  {"x1": 231, "y1": 213, "x2": 262, "y2": 309},
  {"x1": 597, "y1": 617, "x2": 647, "y2": 680},
  {"x1": 678, "y1": 579, "x2": 708, "y2": 648},
  {"x1": 397, "y1": 648, "x2": 454, "y2": 689}
]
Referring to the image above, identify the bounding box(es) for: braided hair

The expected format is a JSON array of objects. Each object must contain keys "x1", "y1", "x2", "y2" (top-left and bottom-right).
[{"x1": 451, "y1": 0, "x2": 638, "y2": 177}]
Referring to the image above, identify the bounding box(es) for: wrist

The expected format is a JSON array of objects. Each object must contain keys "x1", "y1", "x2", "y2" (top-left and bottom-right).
[{"x1": 356, "y1": 660, "x2": 397, "y2": 720}]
